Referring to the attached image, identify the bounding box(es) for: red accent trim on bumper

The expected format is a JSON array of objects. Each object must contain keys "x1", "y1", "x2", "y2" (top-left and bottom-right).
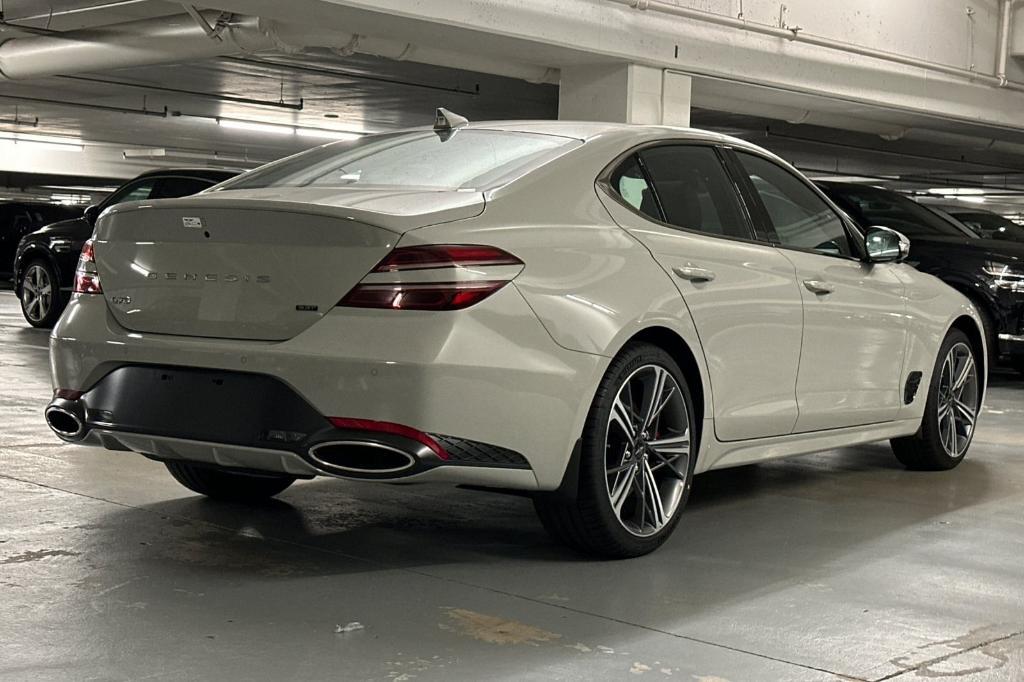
[{"x1": 326, "y1": 417, "x2": 449, "y2": 460}]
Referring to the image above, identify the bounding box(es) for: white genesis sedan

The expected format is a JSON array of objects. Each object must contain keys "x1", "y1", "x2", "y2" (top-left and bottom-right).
[{"x1": 47, "y1": 112, "x2": 985, "y2": 557}]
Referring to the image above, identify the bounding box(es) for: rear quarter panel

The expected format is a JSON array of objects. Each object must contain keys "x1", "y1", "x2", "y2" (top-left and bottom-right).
[{"x1": 406, "y1": 135, "x2": 714, "y2": 464}]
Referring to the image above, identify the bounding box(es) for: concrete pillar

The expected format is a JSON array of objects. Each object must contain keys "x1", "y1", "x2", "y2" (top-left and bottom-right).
[{"x1": 558, "y1": 63, "x2": 691, "y2": 126}]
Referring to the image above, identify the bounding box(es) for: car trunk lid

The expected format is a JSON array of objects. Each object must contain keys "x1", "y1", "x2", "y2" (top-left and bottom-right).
[{"x1": 92, "y1": 190, "x2": 483, "y2": 340}]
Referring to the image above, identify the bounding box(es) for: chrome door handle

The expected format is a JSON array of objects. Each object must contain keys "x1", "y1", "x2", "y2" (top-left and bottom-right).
[
  {"x1": 673, "y1": 265, "x2": 716, "y2": 283},
  {"x1": 803, "y1": 279, "x2": 834, "y2": 295}
]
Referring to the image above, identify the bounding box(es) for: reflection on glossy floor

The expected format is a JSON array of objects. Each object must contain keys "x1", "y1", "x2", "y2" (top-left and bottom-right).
[{"x1": 1, "y1": 288, "x2": 1023, "y2": 681}]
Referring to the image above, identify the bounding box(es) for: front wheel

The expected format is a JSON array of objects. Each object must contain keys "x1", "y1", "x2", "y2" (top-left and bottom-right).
[
  {"x1": 891, "y1": 330, "x2": 982, "y2": 470},
  {"x1": 165, "y1": 461, "x2": 296, "y2": 502},
  {"x1": 534, "y1": 342, "x2": 697, "y2": 558}
]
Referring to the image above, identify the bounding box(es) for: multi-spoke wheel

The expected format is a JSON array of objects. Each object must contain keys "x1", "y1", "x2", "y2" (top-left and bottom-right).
[
  {"x1": 892, "y1": 330, "x2": 982, "y2": 470},
  {"x1": 19, "y1": 260, "x2": 63, "y2": 328},
  {"x1": 534, "y1": 342, "x2": 697, "y2": 558},
  {"x1": 605, "y1": 364, "x2": 690, "y2": 537}
]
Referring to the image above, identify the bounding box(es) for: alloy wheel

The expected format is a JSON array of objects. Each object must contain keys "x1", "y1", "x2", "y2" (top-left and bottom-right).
[
  {"x1": 604, "y1": 364, "x2": 690, "y2": 537},
  {"x1": 21, "y1": 264, "x2": 53, "y2": 324},
  {"x1": 936, "y1": 342, "x2": 980, "y2": 458}
]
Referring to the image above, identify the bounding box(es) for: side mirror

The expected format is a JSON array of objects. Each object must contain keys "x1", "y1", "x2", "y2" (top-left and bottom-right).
[
  {"x1": 864, "y1": 226, "x2": 910, "y2": 263},
  {"x1": 83, "y1": 204, "x2": 100, "y2": 225}
]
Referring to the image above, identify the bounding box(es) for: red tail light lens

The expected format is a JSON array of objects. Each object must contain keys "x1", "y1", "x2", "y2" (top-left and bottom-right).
[
  {"x1": 339, "y1": 244, "x2": 522, "y2": 311},
  {"x1": 73, "y1": 239, "x2": 103, "y2": 294},
  {"x1": 327, "y1": 417, "x2": 449, "y2": 460},
  {"x1": 373, "y1": 245, "x2": 522, "y2": 272}
]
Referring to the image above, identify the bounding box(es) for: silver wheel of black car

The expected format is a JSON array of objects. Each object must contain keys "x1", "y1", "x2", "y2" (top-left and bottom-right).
[
  {"x1": 605, "y1": 364, "x2": 690, "y2": 537},
  {"x1": 19, "y1": 260, "x2": 62, "y2": 328}
]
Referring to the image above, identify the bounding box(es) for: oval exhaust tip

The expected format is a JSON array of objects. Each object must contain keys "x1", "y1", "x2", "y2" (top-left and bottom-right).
[
  {"x1": 45, "y1": 406, "x2": 85, "y2": 440},
  {"x1": 309, "y1": 441, "x2": 416, "y2": 475}
]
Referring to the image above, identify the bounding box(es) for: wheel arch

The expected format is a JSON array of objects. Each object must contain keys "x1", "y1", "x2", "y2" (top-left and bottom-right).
[
  {"x1": 621, "y1": 325, "x2": 707, "y2": 456},
  {"x1": 949, "y1": 314, "x2": 987, "y2": 394},
  {"x1": 14, "y1": 244, "x2": 62, "y2": 295}
]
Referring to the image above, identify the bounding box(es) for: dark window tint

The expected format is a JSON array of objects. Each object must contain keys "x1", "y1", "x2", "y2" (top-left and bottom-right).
[
  {"x1": 821, "y1": 184, "x2": 971, "y2": 239},
  {"x1": 736, "y1": 153, "x2": 851, "y2": 256},
  {"x1": 636, "y1": 145, "x2": 750, "y2": 238},
  {"x1": 103, "y1": 178, "x2": 159, "y2": 208},
  {"x1": 948, "y1": 211, "x2": 1024, "y2": 242},
  {"x1": 610, "y1": 155, "x2": 661, "y2": 221},
  {"x1": 151, "y1": 177, "x2": 215, "y2": 199}
]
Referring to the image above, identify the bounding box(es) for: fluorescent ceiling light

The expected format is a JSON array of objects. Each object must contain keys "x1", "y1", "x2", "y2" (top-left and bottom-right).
[
  {"x1": 296, "y1": 128, "x2": 362, "y2": 141},
  {"x1": 41, "y1": 184, "x2": 119, "y2": 193},
  {"x1": 0, "y1": 132, "x2": 83, "y2": 152},
  {"x1": 218, "y1": 119, "x2": 295, "y2": 135},
  {"x1": 927, "y1": 187, "x2": 985, "y2": 196},
  {"x1": 955, "y1": 196, "x2": 987, "y2": 204}
]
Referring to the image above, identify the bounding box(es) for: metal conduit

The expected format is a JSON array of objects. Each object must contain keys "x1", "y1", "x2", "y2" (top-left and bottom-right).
[{"x1": 612, "y1": 0, "x2": 1024, "y2": 94}]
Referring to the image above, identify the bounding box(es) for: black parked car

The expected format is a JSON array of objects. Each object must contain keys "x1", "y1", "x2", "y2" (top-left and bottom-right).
[
  {"x1": 14, "y1": 168, "x2": 238, "y2": 327},
  {"x1": 2, "y1": 202, "x2": 82, "y2": 281},
  {"x1": 934, "y1": 205, "x2": 1024, "y2": 244},
  {"x1": 818, "y1": 182, "x2": 1024, "y2": 376}
]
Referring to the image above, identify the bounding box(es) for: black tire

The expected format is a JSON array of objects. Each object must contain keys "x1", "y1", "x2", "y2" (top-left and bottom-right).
[
  {"x1": 891, "y1": 329, "x2": 981, "y2": 471},
  {"x1": 1012, "y1": 358, "x2": 1024, "y2": 378},
  {"x1": 165, "y1": 461, "x2": 295, "y2": 502},
  {"x1": 18, "y1": 259, "x2": 64, "y2": 328},
  {"x1": 534, "y1": 342, "x2": 697, "y2": 558}
]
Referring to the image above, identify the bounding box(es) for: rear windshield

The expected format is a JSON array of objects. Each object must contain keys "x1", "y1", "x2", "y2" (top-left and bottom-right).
[
  {"x1": 217, "y1": 130, "x2": 581, "y2": 192},
  {"x1": 821, "y1": 184, "x2": 975, "y2": 238}
]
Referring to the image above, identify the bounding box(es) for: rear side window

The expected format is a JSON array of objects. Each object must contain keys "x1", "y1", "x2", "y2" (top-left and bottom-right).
[
  {"x1": 610, "y1": 156, "x2": 661, "y2": 221},
  {"x1": 611, "y1": 145, "x2": 751, "y2": 239},
  {"x1": 218, "y1": 130, "x2": 581, "y2": 191},
  {"x1": 736, "y1": 153, "x2": 852, "y2": 257},
  {"x1": 151, "y1": 177, "x2": 215, "y2": 199}
]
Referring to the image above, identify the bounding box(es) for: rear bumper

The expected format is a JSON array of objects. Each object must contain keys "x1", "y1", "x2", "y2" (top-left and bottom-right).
[{"x1": 49, "y1": 288, "x2": 605, "y2": 489}]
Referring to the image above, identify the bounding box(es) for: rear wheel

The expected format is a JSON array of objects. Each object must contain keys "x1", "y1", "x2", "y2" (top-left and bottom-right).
[
  {"x1": 165, "y1": 461, "x2": 295, "y2": 502},
  {"x1": 891, "y1": 330, "x2": 981, "y2": 471},
  {"x1": 19, "y1": 260, "x2": 62, "y2": 328},
  {"x1": 534, "y1": 342, "x2": 696, "y2": 558}
]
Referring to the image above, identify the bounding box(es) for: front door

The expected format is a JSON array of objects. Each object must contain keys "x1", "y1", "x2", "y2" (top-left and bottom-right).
[
  {"x1": 731, "y1": 150, "x2": 908, "y2": 432},
  {"x1": 599, "y1": 143, "x2": 804, "y2": 441}
]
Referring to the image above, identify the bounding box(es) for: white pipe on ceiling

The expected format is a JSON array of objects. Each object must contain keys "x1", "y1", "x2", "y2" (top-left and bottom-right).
[
  {"x1": 611, "y1": 0, "x2": 1024, "y2": 95},
  {"x1": 0, "y1": 11, "x2": 560, "y2": 84}
]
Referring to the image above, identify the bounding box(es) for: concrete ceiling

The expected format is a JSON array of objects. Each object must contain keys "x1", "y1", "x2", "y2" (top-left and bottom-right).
[{"x1": 0, "y1": 0, "x2": 1021, "y2": 220}]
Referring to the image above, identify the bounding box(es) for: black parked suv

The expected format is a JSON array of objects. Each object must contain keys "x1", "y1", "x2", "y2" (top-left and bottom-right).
[
  {"x1": 935, "y1": 205, "x2": 1024, "y2": 244},
  {"x1": 2, "y1": 202, "x2": 82, "y2": 281},
  {"x1": 818, "y1": 182, "x2": 1024, "y2": 376},
  {"x1": 14, "y1": 168, "x2": 238, "y2": 327}
]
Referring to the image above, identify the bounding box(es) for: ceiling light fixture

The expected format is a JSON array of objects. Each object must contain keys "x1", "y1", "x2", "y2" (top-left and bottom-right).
[
  {"x1": 927, "y1": 187, "x2": 986, "y2": 196},
  {"x1": 295, "y1": 128, "x2": 362, "y2": 141},
  {"x1": 218, "y1": 119, "x2": 295, "y2": 135},
  {"x1": 0, "y1": 132, "x2": 84, "y2": 152}
]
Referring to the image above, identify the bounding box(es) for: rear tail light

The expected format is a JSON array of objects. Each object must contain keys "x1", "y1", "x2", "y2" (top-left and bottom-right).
[
  {"x1": 339, "y1": 244, "x2": 523, "y2": 311},
  {"x1": 73, "y1": 239, "x2": 103, "y2": 294},
  {"x1": 372, "y1": 245, "x2": 522, "y2": 272}
]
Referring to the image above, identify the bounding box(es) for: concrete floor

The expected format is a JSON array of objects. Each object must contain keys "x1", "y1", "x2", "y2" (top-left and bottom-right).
[{"x1": 1, "y1": 289, "x2": 1023, "y2": 682}]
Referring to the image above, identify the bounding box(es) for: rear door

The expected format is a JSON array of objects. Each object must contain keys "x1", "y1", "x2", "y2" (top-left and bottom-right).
[
  {"x1": 600, "y1": 143, "x2": 804, "y2": 441},
  {"x1": 729, "y1": 150, "x2": 908, "y2": 432}
]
